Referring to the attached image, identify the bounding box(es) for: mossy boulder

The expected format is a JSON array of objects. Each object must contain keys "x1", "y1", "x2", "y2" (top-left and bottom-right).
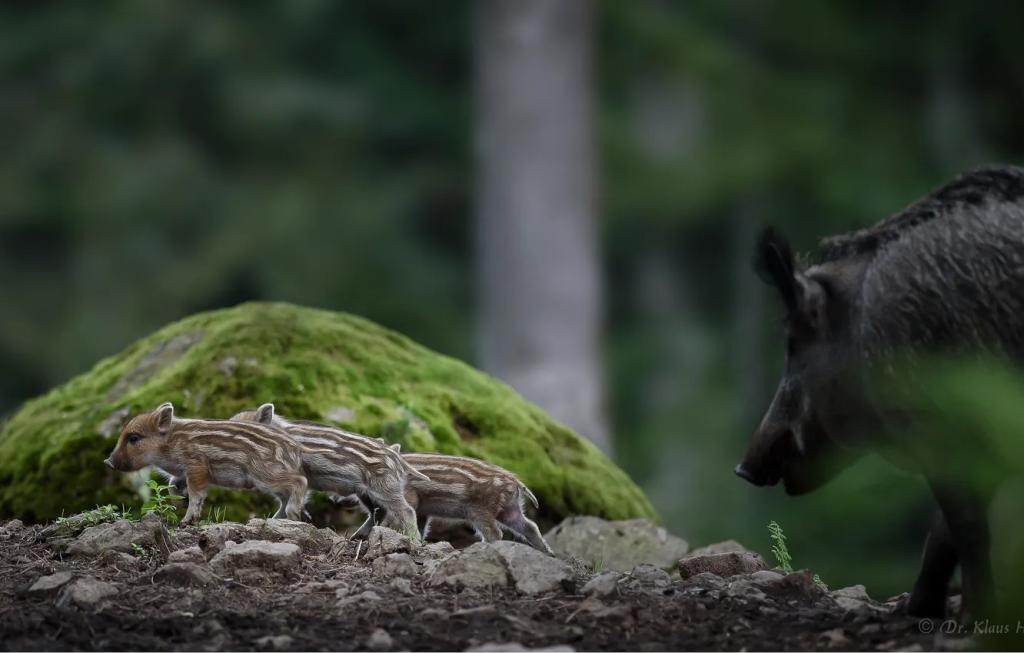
[{"x1": 0, "y1": 302, "x2": 657, "y2": 524}]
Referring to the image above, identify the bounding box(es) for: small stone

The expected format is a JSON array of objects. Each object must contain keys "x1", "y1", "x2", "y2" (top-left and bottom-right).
[
  {"x1": 491, "y1": 541, "x2": 573, "y2": 595},
  {"x1": 678, "y1": 551, "x2": 768, "y2": 579},
  {"x1": 581, "y1": 571, "x2": 621, "y2": 598},
  {"x1": 254, "y1": 635, "x2": 293, "y2": 650},
  {"x1": 66, "y1": 518, "x2": 170, "y2": 557},
  {"x1": 99, "y1": 550, "x2": 143, "y2": 570},
  {"x1": 154, "y1": 562, "x2": 216, "y2": 587},
  {"x1": 418, "y1": 540, "x2": 456, "y2": 560},
  {"x1": 545, "y1": 516, "x2": 688, "y2": 572},
  {"x1": 819, "y1": 627, "x2": 850, "y2": 648},
  {"x1": 626, "y1": 563, "x2": 672, "y2": 589},
  {"x1": 28, "y1": 571, "x2": 74, "y2": 595},
  {"x1": 2, "y1": 519, "x2": 25, "y2": 532},
  {"x1": 366, "y1": 628, "x2": 393, "y2": 651},
  {"x1": 362, "y1": 526, "x2": 418, "y2": 561},
  {"x1": 246, "y1": 518, "x2": 337, "y2": 552},
  {"x1": 209, "y1": 540, "x2": 301, "y2": 574},
  {"x1": 428, "y1": 542, "x2": 510, "y2": 591},
  {"x1": 389, "y1": 577, "x2": 414, "y2": 595},
  {"x1": 684, "y1": 540, "x2": 752, "y2": 558},
  {"x1": 57, "y1": 577, "x2": 118, "y2": 609},
  {"x1": 372, "y1": 552, "x2": 419, "y2": 578},
  {"x1": 466, "y1": 644, "x2": 575, "y2": 652},
  {"x1": 168, "y1": 546, "x2": 206, "y2": 564}
]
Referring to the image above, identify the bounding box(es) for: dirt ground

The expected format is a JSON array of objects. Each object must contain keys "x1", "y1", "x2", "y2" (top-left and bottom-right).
[{"x1": 0, "y1": 519, "x2": 970, "y2": 652}]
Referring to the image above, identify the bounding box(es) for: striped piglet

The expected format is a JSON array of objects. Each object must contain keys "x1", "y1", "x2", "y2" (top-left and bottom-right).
[
  {"x1": 231, "y1": 403, "x2": 427, "y2": 538},
  {"x1": 104, "y1": 402, "x2": 308, "y2": 524}
]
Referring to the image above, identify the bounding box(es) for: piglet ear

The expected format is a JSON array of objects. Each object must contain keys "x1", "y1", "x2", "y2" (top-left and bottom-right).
[
  {"x1": 753, "y1": 227, "x2": 800, "y2": 313},
  {"x1": 389, "y1": 443, "x2": 402, "y2": 452},
  {"x1": 255, "y1": 403, "x2": 275, "y2": 424},
  {"x1": 155, "y1": 402, "x2": 174, "y2": 433}
]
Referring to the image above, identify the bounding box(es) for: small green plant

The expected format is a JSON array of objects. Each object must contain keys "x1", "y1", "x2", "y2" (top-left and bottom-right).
[
  {"x1": 141, "y1": 479, "x2": 184, "y2": 524},
  {"x1": 130, "y1": 542, "x2": 154, "y2": 559},
  {"x1": 768, "y1": 520, "x2": 826, "y2": 589},
  {"x1": 204, "y1": 506, "x2": 227, "y2": 524},
  {"x1": 56, "y1": 504, "x2": 133, "y2": 528}
]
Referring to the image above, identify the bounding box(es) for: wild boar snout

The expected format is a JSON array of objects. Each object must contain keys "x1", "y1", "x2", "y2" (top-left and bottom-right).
[{"x1": 103, "y1": 456, "x2": 114, "y2": 469}]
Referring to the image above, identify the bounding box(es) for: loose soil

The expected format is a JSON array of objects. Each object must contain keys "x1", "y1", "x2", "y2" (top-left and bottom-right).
[{"x1": 0, "y1": 522, "x2": 968, "y2": 651}]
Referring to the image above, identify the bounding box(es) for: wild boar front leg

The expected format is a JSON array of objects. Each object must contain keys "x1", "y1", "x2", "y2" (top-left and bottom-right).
[
  {"x1": 181, "y1": 464, "x2": 209, "y2": 525},
  {"x1": 931, "y1": 481, "x2": 994, "y2": 620},
  {"x1": 280, "y1": 474, "x2": 308, "y2": 522},
  {"x1": 351, "y1": 494, "x2": 381, "y2": 540},
  {"x1": 906, "y1": 511, "x2": 957, "y2": 618}
]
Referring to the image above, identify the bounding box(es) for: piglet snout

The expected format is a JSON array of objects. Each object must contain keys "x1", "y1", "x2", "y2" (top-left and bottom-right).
[{"x1": 103, "y1": 457, "x2": 114, "y2": 469}]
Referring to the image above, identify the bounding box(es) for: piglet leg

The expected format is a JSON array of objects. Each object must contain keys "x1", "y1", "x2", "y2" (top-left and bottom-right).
[{"x1": 181, "y1": 464, "x2": 209, "y2": 525}]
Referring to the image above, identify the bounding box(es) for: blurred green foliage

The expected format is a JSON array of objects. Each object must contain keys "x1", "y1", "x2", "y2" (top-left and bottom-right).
[{"x1": 2, "y1": 0, "x2": 1024, "y2": 599}]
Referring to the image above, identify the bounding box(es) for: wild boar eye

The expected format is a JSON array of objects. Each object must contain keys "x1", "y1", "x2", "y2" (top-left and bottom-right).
[{"x1": 127, "y1": 433, "x2": 142, "y2": 445}]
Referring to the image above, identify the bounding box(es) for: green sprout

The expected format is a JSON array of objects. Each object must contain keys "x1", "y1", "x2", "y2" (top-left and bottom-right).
[
  {"x1": 768, "y1": 520, "x2": 826, "y2": 589},
  {"x1": 56, "y1": 504, "x2": 133, "y2": 528},
  {"x1": 141, "y1": 479, "x2": 184, "y2": 524}
]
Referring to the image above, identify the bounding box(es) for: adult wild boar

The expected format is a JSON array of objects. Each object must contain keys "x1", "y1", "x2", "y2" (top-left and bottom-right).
[{"x1": 736, "y1": 166, "x2": 1024, "y2": 619}]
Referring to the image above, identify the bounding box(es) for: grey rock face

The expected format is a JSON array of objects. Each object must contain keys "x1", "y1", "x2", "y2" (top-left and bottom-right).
[
  {"x1": 209, "y1": 540, "x2": 301, "y2": 574},
  {"x1": 491, "y1": 541, "x2": 573, "y2": 595},
  {"x1": 678, "y1": 551, "x2": 768, "y2": 579},
  {"x1": 66, "y1": 517, "x2": 169, "y2": 557},
  {"x1": 427, "y1": 542, "x2": 510, "y2": 591},
  {"x1": 544, "y1": 516, "x2": 688, "y2": 572}
]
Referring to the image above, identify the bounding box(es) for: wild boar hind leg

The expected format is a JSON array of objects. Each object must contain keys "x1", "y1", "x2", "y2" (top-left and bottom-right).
[
  {"x1": 906, "y1": 511, "x2": 958, "y2": 618},
  {"x1": 181, "y1": 464, "x2": 210, "y2": 525},
  {"x1": 930, "y1": 481, "x2": 995, "y2": 620}
]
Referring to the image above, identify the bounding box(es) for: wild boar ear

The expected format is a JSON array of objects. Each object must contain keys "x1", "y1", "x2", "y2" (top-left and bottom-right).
[
  {"x1": 256, "y1": 403, "x2": 275, "y2": 424},
  {"x1": 155, "y1": 402, "x2": 174, "y2": 433},
  {"x1": 753, "y1": 227, "x2": 800, "y2": 313},
  {"x1": 389, "y1": 443, "x2": 402, "y2": 452}
]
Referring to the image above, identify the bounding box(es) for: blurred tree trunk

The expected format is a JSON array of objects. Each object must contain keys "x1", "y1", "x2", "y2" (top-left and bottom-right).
[{"x1": 473, "y1": 0, "x2": 609, "y2": 452}]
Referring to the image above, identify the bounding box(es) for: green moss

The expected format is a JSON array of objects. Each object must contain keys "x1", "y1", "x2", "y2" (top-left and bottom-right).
[{"x1": 0, "y1": 302, "x2": 657, "y2": 524}]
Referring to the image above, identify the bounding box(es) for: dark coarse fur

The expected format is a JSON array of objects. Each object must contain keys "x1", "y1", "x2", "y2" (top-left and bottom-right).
[
  {"x1": 741, "y1": 165, "x2": 1024, "y2": 621},
  {"x1": 823, "y1": 166, "x2": 1024, "y2": 358}
]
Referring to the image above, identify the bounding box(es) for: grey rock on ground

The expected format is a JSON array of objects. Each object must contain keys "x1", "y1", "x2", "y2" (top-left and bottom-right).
[
  {"x1": 362, "y1": 526, "x2": 418, "y2": 561},
  {"x1": 491, "y1": 541, "x2": 573, "y2": 595},
  {"x1": 428, "y1": 542, "x2": 509, "y2": 591},
  {"x1": 831, "y1": 584, "x2": 890, "y2": 613},
  {"x1": 246, "y1": 518, "x2": 340, "y2": 552},
  {"x1": 57, "y1": 577, "x2": 118, "y2": 609},
  {"x1": 678, "y1": 551, "x2": 768, "y2": 579},
  {"x1": 366, "y1": 628, "x2": 394, "y2": 651},
  {"x1": 466, "y1": 643, "x2": 576, "y2": 651},
  {"x1": 544, "y1": 516, "x2": 688, "y2": 572},
  {"x1": 254, "y1": 635, "x2": 294, "y2": 650},
  {"x1": 168, "y1": 545, "x2": 207, "y2": 564},
  {"x1": 28, "y1": 571, "x2": 75, "y2": 595},
  {"x1": 372, "y1": 552, "x2": 419, "y2": 578},
  {"x1": 209, "y1": 540, "x2": 301, "y2": 574},
  {"x1": 624, "y1": 563, "x2": 673, "y2": 590},
  {"x1": 684, "y1": 539, "x2": 753, "y2": 558},
  {"x1": 66, "y1": 516, "x2": 170, "y2": 557},
  {"x1": 154, "y1": 562, "x2": 216, "y2": 587},
  {"x1": 581, "y1": 571, "x2": 621, "y2": 598}
]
